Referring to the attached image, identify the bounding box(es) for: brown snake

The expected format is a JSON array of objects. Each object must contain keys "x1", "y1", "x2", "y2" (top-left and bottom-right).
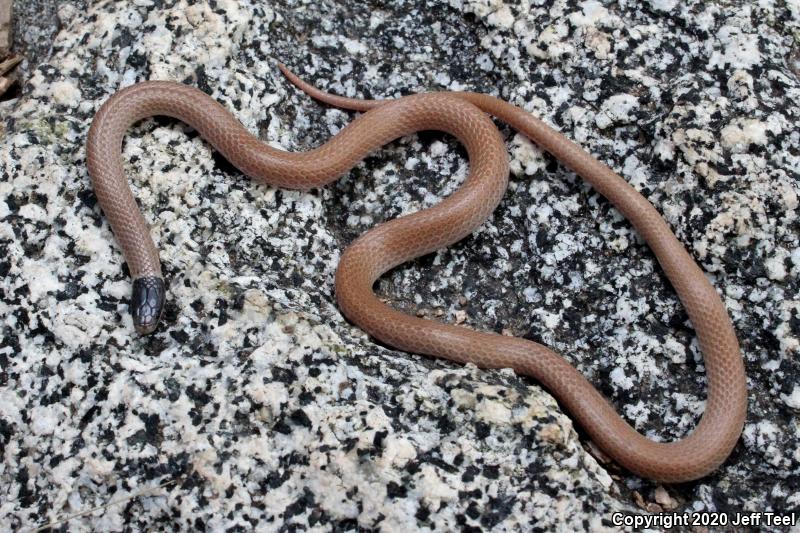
[{"x1": 86, "y1": 64, "x2": 747, "y2": 482}]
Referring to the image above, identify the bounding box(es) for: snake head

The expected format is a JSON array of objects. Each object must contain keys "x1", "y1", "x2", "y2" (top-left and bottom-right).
[{"x1": 131, "y1": 276, "x2": 166, "y2": 335}]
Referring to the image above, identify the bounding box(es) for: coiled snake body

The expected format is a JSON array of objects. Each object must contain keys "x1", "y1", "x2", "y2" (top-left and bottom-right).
[{"x1": 86, "y1": 64, "x2": 747, "y2": 482}]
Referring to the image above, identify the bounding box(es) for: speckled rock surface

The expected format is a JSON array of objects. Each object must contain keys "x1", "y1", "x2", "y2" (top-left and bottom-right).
[{"x1": 1, "y1": 0, "x2": 798, "y2": 531}]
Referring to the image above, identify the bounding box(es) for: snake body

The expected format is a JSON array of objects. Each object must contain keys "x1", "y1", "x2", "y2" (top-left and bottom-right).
[{"x1": 86, "y1": 65, "x2": 747, "y2": 482}]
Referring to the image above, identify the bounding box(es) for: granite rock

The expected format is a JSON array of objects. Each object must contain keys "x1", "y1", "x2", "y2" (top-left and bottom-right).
[{"x1": 1, "y1": 0, "x2": 798, "y2": 530}]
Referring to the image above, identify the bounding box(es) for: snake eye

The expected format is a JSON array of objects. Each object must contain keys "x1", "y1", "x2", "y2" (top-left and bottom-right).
[{"x1": 131, "y1": 276, "x2": 166, "y2": 335}]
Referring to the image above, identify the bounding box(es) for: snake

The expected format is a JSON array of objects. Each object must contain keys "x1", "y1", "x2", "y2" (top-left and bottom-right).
[{"x1": 86, "y1": 63, "x2": 747, "y2": 483}]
